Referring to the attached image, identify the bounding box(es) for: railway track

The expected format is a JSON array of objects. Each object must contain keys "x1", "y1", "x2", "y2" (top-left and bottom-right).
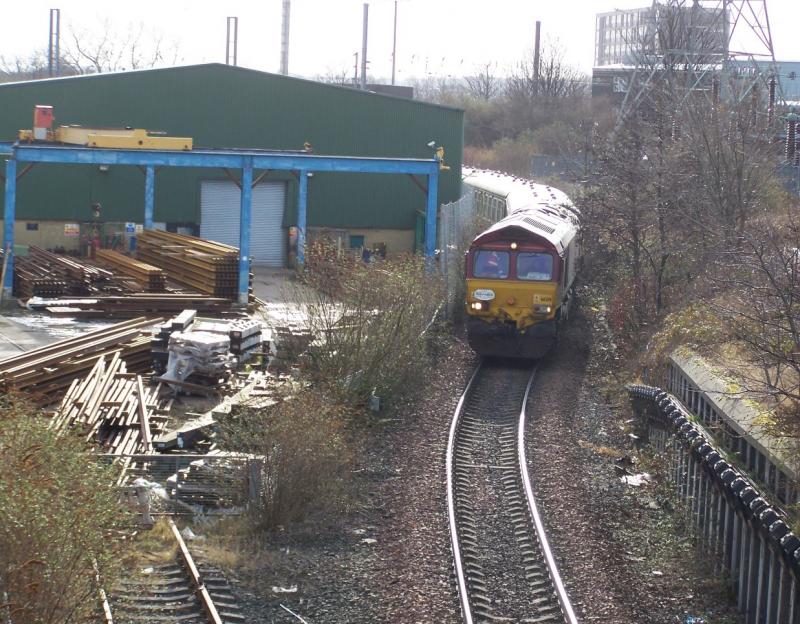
[
  {"x1": 446, "y1": 360, "x2": 578, "y2": 624},
  {"x1": 110, "y1": 519, "x2": 244, "y2": 624}
]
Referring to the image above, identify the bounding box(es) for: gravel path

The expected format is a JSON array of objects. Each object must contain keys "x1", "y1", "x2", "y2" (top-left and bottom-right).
[{"x1": 224, "y1": 310, "x2": 743, "y2": 623}]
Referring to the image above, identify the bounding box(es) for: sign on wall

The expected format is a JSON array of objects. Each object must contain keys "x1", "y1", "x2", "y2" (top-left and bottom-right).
[{"x1": 64, "y1": 223, "x2": 80, "y2": 237}]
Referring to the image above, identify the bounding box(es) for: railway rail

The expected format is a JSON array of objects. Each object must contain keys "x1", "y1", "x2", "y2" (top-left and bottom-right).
[
  {"x1": 446, "y1": 360, "x2": 578, "y2": 624},
  {"x1": 110, "y1": 519, "x2": 244, "y2": 623}
]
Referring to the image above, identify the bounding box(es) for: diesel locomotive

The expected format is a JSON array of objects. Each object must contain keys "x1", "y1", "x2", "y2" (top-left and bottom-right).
[{"x1": 462, "y1": 169, "x2": 581, "y2": 358}]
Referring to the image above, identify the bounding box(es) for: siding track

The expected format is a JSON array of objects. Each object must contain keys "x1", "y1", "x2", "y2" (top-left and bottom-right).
[{"x1": 111, "y1": 519, "x2": 244, "y2": 624}]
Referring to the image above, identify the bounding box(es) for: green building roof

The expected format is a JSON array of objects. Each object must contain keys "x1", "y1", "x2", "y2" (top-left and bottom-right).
[{"x1": 0, "y1": 63, "x2": 464, "y2": 228}]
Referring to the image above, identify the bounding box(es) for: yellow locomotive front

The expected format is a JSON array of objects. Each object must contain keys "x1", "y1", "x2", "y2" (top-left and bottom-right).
[{"x1": 465, "y1": 239, "x2": 562, "y2": 358}]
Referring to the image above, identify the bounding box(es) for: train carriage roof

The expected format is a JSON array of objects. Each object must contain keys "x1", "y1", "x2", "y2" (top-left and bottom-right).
[{"x1": 463, "y1": 168, "x2": 580, "y2": 255}]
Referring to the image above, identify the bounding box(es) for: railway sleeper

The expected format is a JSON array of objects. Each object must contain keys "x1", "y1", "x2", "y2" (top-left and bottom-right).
[
  {"x1": 115, "y1": 592, "x2": 196, "y2": 605},
  {"x1": 525, "y1": 570, "x2": 548, "y2": 582},
  {"x1": 115, "y1": 583, "x2": 193, "y2": 596},
  {"x1": 465, "y1": 563, "x2": 485, "y2": 577},
  {"x1": 520, "y1": 612, "x2": 563, "y2": 623},
  {"x1": 119, "y1": 613, "x2": 206, "y2": 623}
]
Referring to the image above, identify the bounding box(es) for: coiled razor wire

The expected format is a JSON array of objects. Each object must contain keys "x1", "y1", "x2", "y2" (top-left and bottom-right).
[{"x1": 627, "y1": 384, "x2": 800, "y2": 575}]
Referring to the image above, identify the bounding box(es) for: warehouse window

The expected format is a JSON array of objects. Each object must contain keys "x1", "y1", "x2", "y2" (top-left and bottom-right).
[{"x1": 26, "y1": 223, "x2": 38, "y2": 231}]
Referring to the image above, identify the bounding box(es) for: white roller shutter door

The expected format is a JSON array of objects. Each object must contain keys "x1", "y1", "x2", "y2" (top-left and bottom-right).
[{"x1": 200, "y1": 180, "x2": 286, "y2": 267}]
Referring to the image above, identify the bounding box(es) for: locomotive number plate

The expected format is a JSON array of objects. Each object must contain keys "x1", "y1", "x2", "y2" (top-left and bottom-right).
[{"x1": 473, "y1": 289, "x2": 495, "y2": 301}]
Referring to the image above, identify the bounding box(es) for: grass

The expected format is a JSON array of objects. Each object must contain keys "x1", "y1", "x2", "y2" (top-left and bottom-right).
[
  {"x1": 125, "y1": 519, "x2": 178, "y2": 565},
  {"x1": 578, "y1": 439, "x2": 627, "y2": 459}
]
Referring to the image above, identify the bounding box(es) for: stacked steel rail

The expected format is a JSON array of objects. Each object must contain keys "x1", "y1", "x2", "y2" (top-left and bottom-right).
[
  {"x1": 13, "y1": 246, "x2": 126, "y2": 298},
  {"x1": 0, "y1": 317, "x2": 157, "y2": 405},
  {"x1": 111, "y1": 518, "x2": 243, "y2": 623},
  {"x1": 95, "y1": 249, "x2": 166, "y2": 292},
  {"x1": 51, "y1": 352, "x2": 172, "y2": 484},
  {"x1": 446, "y1": 361, "x2": 578, "y2": 624},
  {"x1": 137, "y1": 230, "x2": 249, "y2": 300},
  {"x1": 28, "y1": 293, "x2": 234, "y2": 318}
]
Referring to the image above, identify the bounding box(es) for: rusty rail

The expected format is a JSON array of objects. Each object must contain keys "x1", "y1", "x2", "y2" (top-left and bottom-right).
[{"x1": 168, "y1": 518, "x2": 224, "y2": 624}]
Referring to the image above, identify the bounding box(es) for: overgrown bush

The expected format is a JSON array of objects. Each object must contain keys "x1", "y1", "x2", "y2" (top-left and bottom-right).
[
  {"x1": 0, "y1": 397, "x2": 131, "y2": 624},
  {"x1": 299, "y1": 240, "x2": 444, "y2": 406},
  {"x1": 218, "y1": 389, "x2": 353, "y2": 530}
]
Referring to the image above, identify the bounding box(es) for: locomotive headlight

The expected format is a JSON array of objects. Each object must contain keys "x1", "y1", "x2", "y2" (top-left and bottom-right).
[
  {"x1": 533, "y1": 304, "x2": 552, "y2": 314},
  {"x1": 470, "y1": 301, "x2": 485, "y2": 311},
  {"x1": 510, "y1": 242, "x2": 518, "y2": 250}
]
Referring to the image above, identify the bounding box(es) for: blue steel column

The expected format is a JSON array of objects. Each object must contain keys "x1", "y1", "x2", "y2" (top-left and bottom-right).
[
  {"x1": 297, "y1": 170, "x2": 308, "y2": 267},
  {"x1": 425, "y1": 166, "x2": 439, "y2": 257},
  {"x1": 3, "y1": 158, "x2": 17, "y2": 294},
  {"x1": 238, "y1": 159, "x2": 253, "y2": 306},
  {"x1": 144, "y1": 165, "x2": 155, "y2": 229}
]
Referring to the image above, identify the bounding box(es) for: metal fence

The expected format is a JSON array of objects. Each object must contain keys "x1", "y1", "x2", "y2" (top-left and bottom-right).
[
  {"x1": 110, "y1": 453, "x2": 259, "y2": 519},
  {"x1": 629, "y1": 385, "x2": 800, "y2": 624},
  {"x1": 438, "y1": 188, "x2": 476, "y2": 318}
]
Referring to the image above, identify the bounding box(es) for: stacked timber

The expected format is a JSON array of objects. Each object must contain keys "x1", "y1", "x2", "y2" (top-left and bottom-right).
[
  {"x1": 136, "y1": 230, "x2": 251, "y2": 300},
  {"x1": 51, "y1": 353, "x2": 172, "y2": 484},
  {"x1": 0, "y1": 317, "x2": 158, "y2": 405},
  {"x1": 95, "y1": 249, "x2": 166, "y2": 292},
  {"x1": 26, "y1": 293, "x2": 233, "y2": 318}
]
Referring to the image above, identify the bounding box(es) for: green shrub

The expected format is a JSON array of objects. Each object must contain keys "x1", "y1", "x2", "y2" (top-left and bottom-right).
[
  {"x1": 218, "y1": 390, "x2": 354, "y2": 530},
  {"x1": 0, "y1": 397, "x2": 131, "y2": 624},
  {"x1": 300, "y1": 240, "x2": 444, "y2": 406}
]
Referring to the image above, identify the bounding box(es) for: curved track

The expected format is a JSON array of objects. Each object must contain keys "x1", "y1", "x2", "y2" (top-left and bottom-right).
[{"x1": 446, "y1": 360, "x2": 578, "y2": 624}]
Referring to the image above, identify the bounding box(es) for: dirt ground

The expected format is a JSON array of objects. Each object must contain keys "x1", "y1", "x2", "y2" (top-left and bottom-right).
[{"x1": 205, "y1": 307, "x2": 744, "y2": 624}]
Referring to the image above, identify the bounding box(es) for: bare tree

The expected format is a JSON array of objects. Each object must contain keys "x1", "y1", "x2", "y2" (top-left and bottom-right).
[
  {"x1": 0, "y1": 51, "x2": 79, "y2": 83},
  {"x1": 314, "y1": 67, "x2": 355, "y2": 87},
  {"x1": 407, "y1": 74, "x2": 465, "y2": 104},
  {"x1": 709, "y1": 215, "x2": 800, "y2": 442},
  {"x1": 464, "y1": 62, "x2": 502, "y2": 101},
  {"x1": 1, "y1": 20, "x2": 179, "y2": 82},
  {"x1": 585, "y1": 0, "x2": 783, "y2": 336},
  {"x1": 506, "y1": 39, "x2": 587, "y2": 102},
  {"x1": 63, "y1": 20, "x2": 178, "y2": 74}
]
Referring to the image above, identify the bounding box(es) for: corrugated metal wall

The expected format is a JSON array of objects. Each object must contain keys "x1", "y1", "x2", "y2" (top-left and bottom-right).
[{"x1": 0, "y1": 64, "x2": 464, "y2": 229}]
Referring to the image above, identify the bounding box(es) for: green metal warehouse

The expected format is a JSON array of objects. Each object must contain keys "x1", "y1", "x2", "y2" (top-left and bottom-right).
[{"x1": 0, "y1": 63, "x2": 464, "y2": 265}]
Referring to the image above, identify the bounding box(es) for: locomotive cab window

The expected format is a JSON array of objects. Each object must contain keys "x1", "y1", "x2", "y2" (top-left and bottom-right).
[
  {"x1": 516, "y1": 252, "x2": 553, "y2": 281},
  {"x1": 474, "y1": 250, "x2": 510, "y2": 279}
]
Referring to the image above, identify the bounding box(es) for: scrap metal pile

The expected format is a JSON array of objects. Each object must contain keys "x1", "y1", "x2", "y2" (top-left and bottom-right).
[{"x1": 0, "y1": 317, "x2": 156, "y2": 405}]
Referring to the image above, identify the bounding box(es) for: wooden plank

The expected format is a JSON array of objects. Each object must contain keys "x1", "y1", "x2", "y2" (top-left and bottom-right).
[{"x1": 136, "y1": 375, "x2": 153, "y2": 453}]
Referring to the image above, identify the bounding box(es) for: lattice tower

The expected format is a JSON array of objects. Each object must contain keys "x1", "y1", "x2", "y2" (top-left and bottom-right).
[{"x1": 616, "y1": 0, "x2": 783, "y2": 124}]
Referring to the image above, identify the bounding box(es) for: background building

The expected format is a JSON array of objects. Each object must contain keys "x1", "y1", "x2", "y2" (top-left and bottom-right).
[
  {"x1": 593, "y1": 3, "x2": 727, "y2": 102},
  {"x1": 0, "y1": 63, "x2": 464, "y2": 265}
]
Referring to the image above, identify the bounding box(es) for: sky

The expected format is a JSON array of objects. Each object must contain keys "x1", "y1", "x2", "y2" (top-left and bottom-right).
[{"x1": 0, "y1": 0, "x2": 798, "y2": 81}]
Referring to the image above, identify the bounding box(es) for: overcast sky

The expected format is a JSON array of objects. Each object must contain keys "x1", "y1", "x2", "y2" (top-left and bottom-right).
[{"x1": 1, "y1": 0, "x2": 798, "y2": 81}]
